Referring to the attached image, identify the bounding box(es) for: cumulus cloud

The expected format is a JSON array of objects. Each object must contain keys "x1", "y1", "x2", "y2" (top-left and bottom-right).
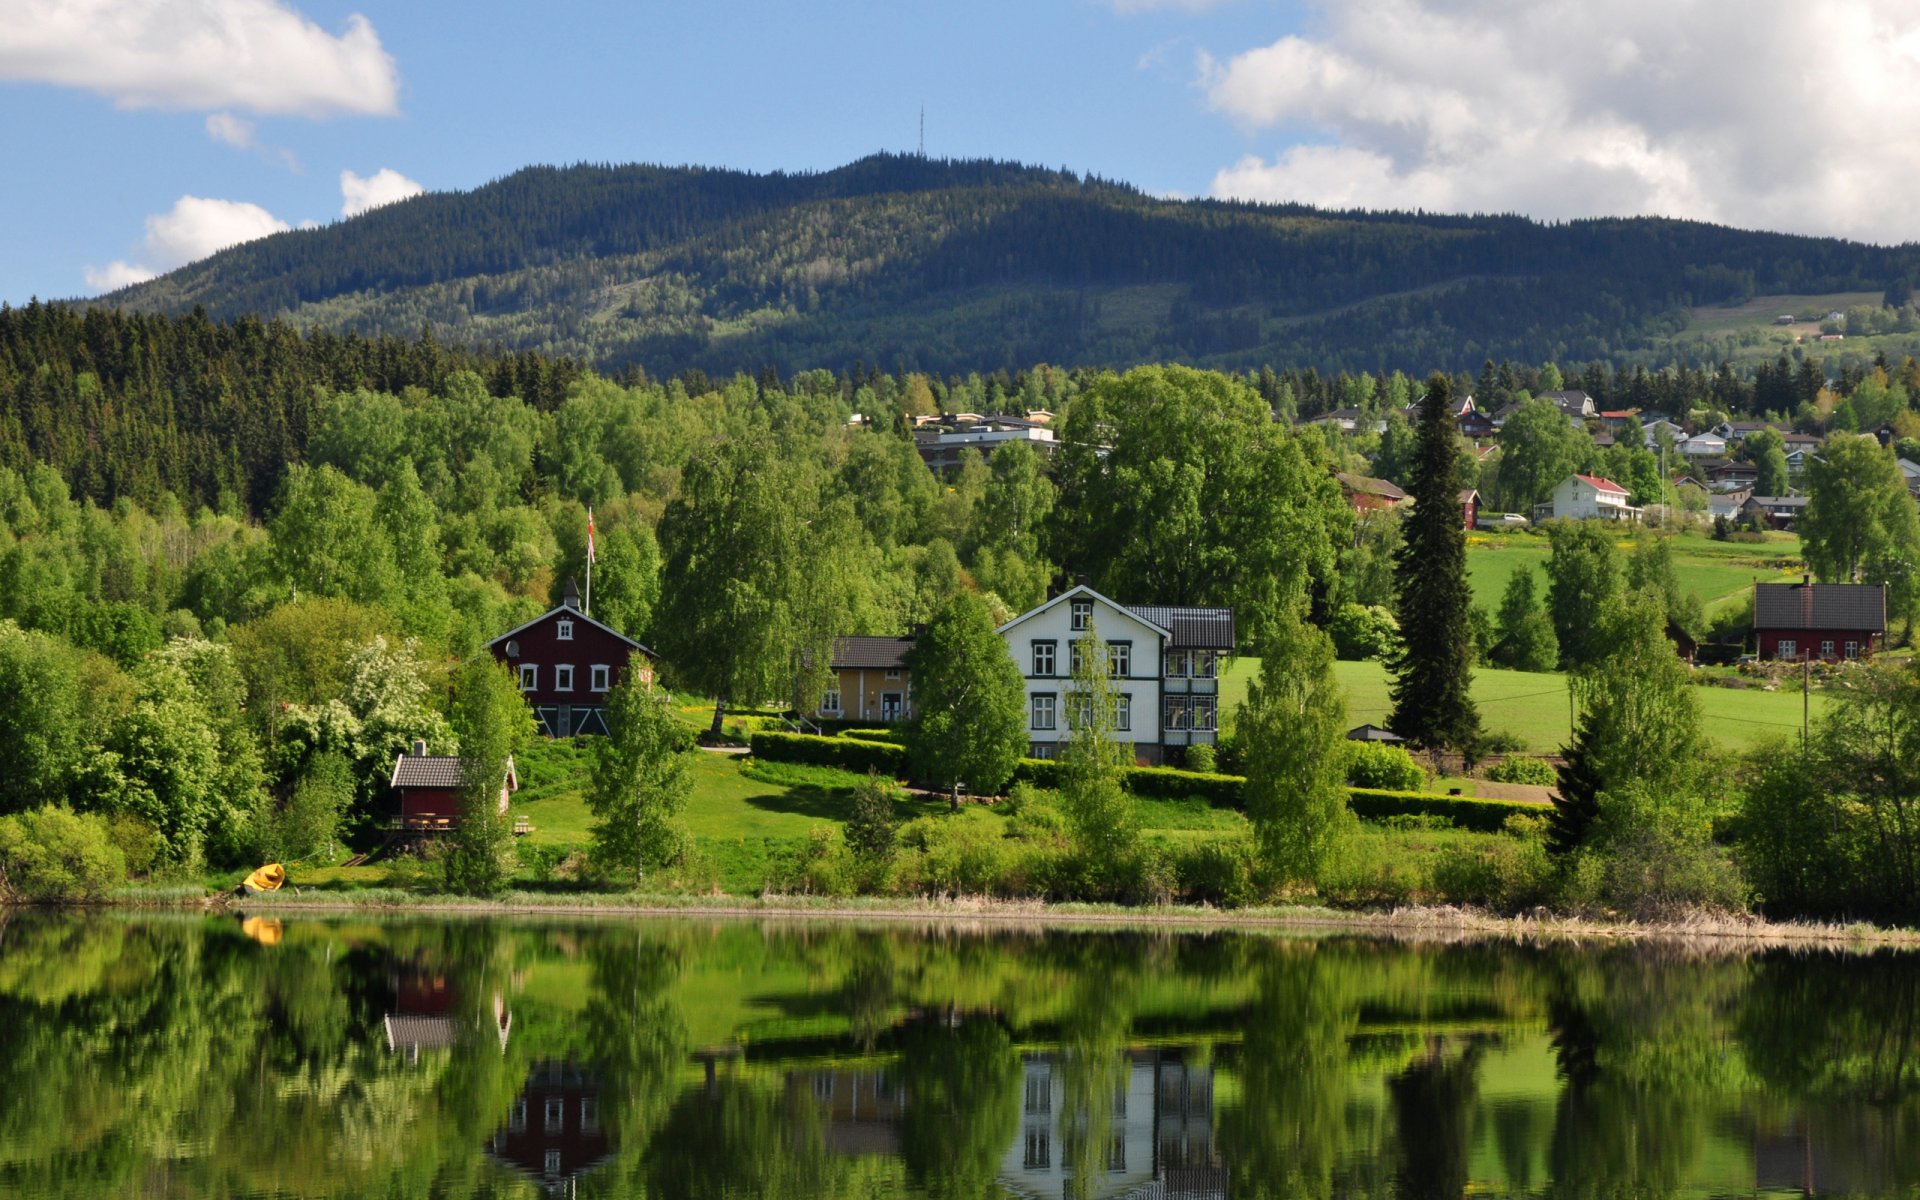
[
  {"x1": 205, "y1": 112, "x2": 256, "y2": 149},
  {"x1": 0, "y1": 0, "x2": 400, "y2": 117},
  {"x1": 1201, "y1": 0, "x2": 1920, "y2": 243},
  {"x1": 340, "y1": 168, "x2": 425, "y2": 217},
  {"x1": 84, "y1": 195, "x2": 289, "y2": 293}
]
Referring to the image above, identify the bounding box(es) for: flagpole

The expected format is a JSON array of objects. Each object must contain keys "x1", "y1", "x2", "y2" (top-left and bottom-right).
[{"x1": 585, "y1": 508, "x2": 594, "y2": 617}]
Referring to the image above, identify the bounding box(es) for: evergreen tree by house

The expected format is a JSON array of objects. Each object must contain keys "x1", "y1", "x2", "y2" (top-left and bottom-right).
[
  {"x1": 904, "y1": 590, "x2": 1028, "y2": 804},
  {"x1": 588, "y1": 658, "x2": 694, "y2": 882},
  {"x1": 1389, "y1": 375, "x2": 1480, "y2": 752},
  {"x1": 1549, "y1": 593, "x2": 1702, "y2": 855},
  {"x1": 1238, "y1": 606, "x2": 1350, "y2": 884}
]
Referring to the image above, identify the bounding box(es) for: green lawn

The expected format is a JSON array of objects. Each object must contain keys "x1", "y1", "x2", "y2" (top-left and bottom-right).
[
  {"x1": 1221, "y1": 657, "x2": 1825, "y2": 752},
  {"x1": 1465, "y1": 529, "x2": 1804, "y2": 617}
]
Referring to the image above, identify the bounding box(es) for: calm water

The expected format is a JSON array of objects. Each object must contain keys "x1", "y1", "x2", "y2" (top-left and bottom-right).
[{"x1": 1, "y1": 913, "x2": 1916, "y2": 1199}]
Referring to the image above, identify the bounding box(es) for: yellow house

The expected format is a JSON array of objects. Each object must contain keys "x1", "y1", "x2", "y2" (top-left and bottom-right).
[{"x1": 817, "y1": 636, "x2": 915, "y2": 723}]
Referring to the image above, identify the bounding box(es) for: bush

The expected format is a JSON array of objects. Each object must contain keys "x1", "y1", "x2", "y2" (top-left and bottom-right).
[
  {"x1": 1328, "y1": 603, "x2": 1400, "y2": 661},
  {"x1": 1430, "y1": 834, "x2": 1553, "y2": 911},
  {"x1": 1347, "y1": 789, "x2": 1547, "y2": 833},
  {"x1": 772, "y1": 826, "x2": 858, "y2": 897},
  {"x1": 1003, "y1": 785, "x2": 1072, "y2": 848},
  {"x1": 1343, "y1": 741, "x2": 1427, "y2": 791},
  {"x1": 1171, "y1": 836, "x2": 1260, "y2": 907},
  {"x1": 750, "y1": 731, "x2": 908, "y2": 775},
  {"x1": 0, "y1": 806, "x2": 128, "y2": 902},
  {"x1": 839, "y1": 727, "x2": 905, "y2": 744},
  {"x1": 845, "y1": 772, "x2": 903, "y2": 862},
  {"x1": 1010, "y1": 757, "x2": 1063, "y2": 789},
  {"x1": 1184, "y1": 744, "x2": 1217, "y2": 774},
  {"x1": 896, "y1": 815, "x2": 1017, "y2": 896},
  {"x1": 1569, "y1": 782, "x2": 1749, "y2": 920},
  {"x1": 1484, "y1": 756, "x2": 1558, "y2": 786},
  {"x1": 1125, "y1": 764, "x2": 1244, "y2": 808}
]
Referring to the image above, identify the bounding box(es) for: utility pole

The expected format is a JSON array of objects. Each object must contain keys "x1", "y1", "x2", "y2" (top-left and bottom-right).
[
  {"x1": 1802, "y1": 649, "x2": 1810, "y2": 752},
  {"x1": 919, "y1": 105, "x2": 925, "y2": 158}
]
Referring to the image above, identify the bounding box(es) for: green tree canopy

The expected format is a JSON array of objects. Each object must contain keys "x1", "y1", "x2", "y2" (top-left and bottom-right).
[
  {"x1": 1544, "y1": 520, "x2": 1623, "y2": 669},
  {"x1": 443, "y1": 657, "x2": 528, "y2": 895},
  {"x1": 904, "y1": 590, "x2": 1028, "y2": 801},
  {"x1": 1239, "y1": 607, "x2": 1349, "y2": 884},
  {"x1": 588, "y1": 660, "x2": 694, "y2": 883},
  {"x1": 1802, "y1": 433, "x2": 1920, "y2": 629}
]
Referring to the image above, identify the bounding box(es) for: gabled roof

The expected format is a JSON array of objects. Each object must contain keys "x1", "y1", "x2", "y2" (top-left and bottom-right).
[
  {"x1": 1754, "y1": 582, "x2": 1886, "y2": 632},
  {"x1": 1125, "y1": 604, "x2": 1236, "y2": 651},
  {"x1": 1346, "y1": 723, "x2": 1405, "y2": 742},
  {"x1": 391, "y1": 754, "x2": 518, "y2": 790},
  {"x1": 1336, "y1": 472, "x2": 1407, "y2": 501},
  {"x1": 488, "y1": 603, "x2": 649, "y2": 654},
  {"x1": 1572, "y1": 474, "x2": 1628, "y2": 495},
  {"x1": 831, "y1": 635, "x2": 915, "y2": 671},
  {"x1": 998, "y1": 583, "x2": 1173, "y2": 640},
  {"x1": 1747, "y1": 494, "x2": 1808, "y2": 508}
]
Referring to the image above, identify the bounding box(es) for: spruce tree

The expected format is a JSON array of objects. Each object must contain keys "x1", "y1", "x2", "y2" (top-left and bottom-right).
[{"x1": 1388, "y1": 375, "x2": 1481, "y2": 751}]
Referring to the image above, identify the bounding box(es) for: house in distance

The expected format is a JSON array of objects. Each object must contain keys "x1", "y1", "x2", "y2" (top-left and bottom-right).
[
  {"x1": 489, "y1": 579, "x2": 653, "y2": 737},
  {"x1": 1753, "y1": 579, "x2": 1886, "y2": 662}
]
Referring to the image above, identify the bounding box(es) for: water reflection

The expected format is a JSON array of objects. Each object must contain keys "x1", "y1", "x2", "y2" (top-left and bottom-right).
[{"x1": 5, "y1": 911, "x2": 1920, "y2": 1198}]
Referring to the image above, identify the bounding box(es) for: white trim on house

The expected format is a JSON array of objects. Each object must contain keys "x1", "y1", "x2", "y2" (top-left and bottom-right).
[{"x1": 488, "y1": 604, "x2": 649, "y2": 653}]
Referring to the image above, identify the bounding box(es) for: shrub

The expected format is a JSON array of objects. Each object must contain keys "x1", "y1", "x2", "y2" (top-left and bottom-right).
[
  {"x1": 1003, "y1": 786, "x2": 1072, "y2": 848},
  {"x1": 1125, "y1": 765, "x2": 1244, "y2": 808},
  {"x1": 1184, "y1": 744, "x2": 1217, "y2": 774},
  {"x1": 750, "y1": 731, "x2": 908, "y2": 775},
  {"x1": 1347, "y1": 789, "x2": 1546, "y2": 833},
  {"x1": 1343, "y1": 741, "x2": 1427, "y2": 791},
  {"x1": 772, "y1": 826, "x2": 858, "y2": 897},
  {"x1": 1570, "y1": 782, "x2": 1749, "y2": 920},
  {"x1": 845, "y1": 772, "x2": 903, "y2": 862},
  {"x1": 1430, "y1": 835, "x2": 1554, "y2": 911},
  {"x1": 1010, "y1": 757, "x2": 1063, "y2": 789},
  {"x1": 0, "y1": 806, "x2": 128, "y2": 902},
  {"x1": 839, "y1": 727, "x2": 904, "y2": 744},
  {"x1": 897, "y1": 815, "x2": 1015, "y2": 897},
  {"x1": 1328, "y1": 603, "x2": 1400, "y2": 661},
  {"x1": 1484, "y1": 756, "x2": 1558, "y2": 786},
  {"x1": 1172, "y1": 836, "x2": 1260, "y2": 907}
]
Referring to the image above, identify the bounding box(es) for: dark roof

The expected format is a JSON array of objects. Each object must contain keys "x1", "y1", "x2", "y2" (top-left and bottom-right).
[
  {"x1": 1336, "y1": 472, "x2": 1406, "y2": 501},
  {"x1": 1346, "y1": 723, "x2": 1406, "y2": 742},
  {"x1": 1746, "y1": 495, "x2": 1808, "y2": 509},
  {"x1": 1124, "y1": 604, "x2": 1236, "y2": 650},
  {"x1": 391, "y1": 755, "x2": 464, "y2": 788},
  {"x1": 1753, "y1": 582, "x2": 1886, "y2": 633},
  {"x1": 488, "y1": 604, "x2": 648, "y2": 653},
  {"x1": 830, "y1": 635, "x2": 915, "y2": 671}
]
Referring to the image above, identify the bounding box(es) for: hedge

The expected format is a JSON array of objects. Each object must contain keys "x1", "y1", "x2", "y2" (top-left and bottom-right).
[
  {"x1": 1123, "y1": 765, "x2": 1245, "y2": 809},
  {"x1": 1345, "y1": 788, "x2": 1546, "y2": 833},
  {"x1": 749, "y1": 731, "x2": 908, "y2": 775},
  {"x1": 837, "y1": 727, "x2": 905, "y2": 744}
]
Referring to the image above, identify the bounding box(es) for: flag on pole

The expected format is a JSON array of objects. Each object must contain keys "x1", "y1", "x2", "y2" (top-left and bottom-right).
[{"x1": 586, "y1": 508, "x2": 596, "y2": 563}]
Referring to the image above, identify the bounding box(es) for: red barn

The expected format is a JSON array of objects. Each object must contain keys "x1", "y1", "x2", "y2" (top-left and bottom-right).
[
  {"x1": 389, "y1": 742, "x2": 518, "y2": 829},
  {"x1": 488, "y1": 580, "x2": 654, "y2": 737},
  {"x1": 1753, "y1": 580, "x2": 1886, "y2": 662}
]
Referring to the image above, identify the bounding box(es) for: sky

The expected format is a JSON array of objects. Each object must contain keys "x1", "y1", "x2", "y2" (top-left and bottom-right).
[{"x1": 5, "y1": 0, "x2": 1920, "y2": 306}]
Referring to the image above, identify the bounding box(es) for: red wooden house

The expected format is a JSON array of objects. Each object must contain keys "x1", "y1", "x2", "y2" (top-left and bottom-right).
[
  {"x1": 1753, "y1": 579, "x2": 1886, "y2": 662},
  {"x1": 488, "y1": 579, "x2": 654, "y2": 737},
  {"x1": 489, "y1": 1060, "x2": 612, "y2": 1191},
  {"x1": 389, "y1": 741, "x2": 518, "y2": 829}
]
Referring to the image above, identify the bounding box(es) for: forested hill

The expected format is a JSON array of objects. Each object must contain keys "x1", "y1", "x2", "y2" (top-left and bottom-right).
[{"x1": 97, "y1": 152, "x2": 1920, "y2": 375}]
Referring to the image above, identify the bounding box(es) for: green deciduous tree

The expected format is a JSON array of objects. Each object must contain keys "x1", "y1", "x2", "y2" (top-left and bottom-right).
[
  {"x1": 1239, "y1": 608, "x2": 1350, "y2": 885},
  {"x1": 588, "y1": 661, "x2": 694, "y2": 883},
  {"x1": 1389, "y1": 374, "x2": 1480, "y2": 752},
  {"x1": 1492, "y1": 567, "x2": 1559, "y2": 672},
  {"x1": 1495, "y1": 397, "x2": 1586, "y2": 511},
  {"x1": 1802, "y1": 433, "x2": 1920, "y2": 631},
  {"x1": 1544, "y1": 520, "x2": 1623, "y2": 669},
  {"x1": 905, "y1": 591, "x2": 1028, "y2": 804},
  {"x1": 0, "y1": 621, "x2": 86, "y2": 815},
  {"x1": 443, "y1": 656, "x2": 528, "y2": 896},
  {"x1": 1743, "y1": 427, "x2": 1790, "y2": 497},
  {"x1": 1057, "y1": 618, "x2": 1138, "y2": 870},
  {"x1": 1549, "y1": 593, "x2": 1702, "y2": 855}
]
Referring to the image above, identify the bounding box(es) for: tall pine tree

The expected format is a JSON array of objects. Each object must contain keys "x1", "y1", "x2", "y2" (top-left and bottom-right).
[{"x1": 1388, "y1": 374, "x2": 1480, "y2": 752}]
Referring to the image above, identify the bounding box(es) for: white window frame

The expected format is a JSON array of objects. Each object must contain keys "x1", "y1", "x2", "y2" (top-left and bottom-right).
[
  {"x1": 1778, "y1": 638, "x2": 1798, "y2": 659},
  {"x1": 590, "y1": 664, "x2": 611, "y2": 692},
  {"x1": 1164, "y1": 695, "x2": 1190, "y2": 731},
  {"x1": 580, "y1": 1098, "x2": 599, "y2": 1133},
  {"x1": 1192, "y1": 696, "x2": 1217, "y2": 732},
  {"x1": 544, "y1": 1097, "x2": 565, "y2": 1130},
  {"x1": 1109, "y1": 641, "x2": 1131, "y2": 678},
  {"x1": 556, "y1": 619, "x2": 574, "y2": 641},
  {"x1": 885, "y1": 668, "x2": 901, "y2": 680},
  {"x1": 1164, "y1": 648, "x2": 1189, "y2": 678},
  {"x1": 1846, "y1": 640, "x2": 1861, "y2": 659},
  {"x1": 1032, "y1": 640, "x2": 1055, "y2": 677},
  {"x1": 1032, "y1": 693, "x2": 1056, "y2": 731},
  {"x1": 821, "y1": 687, "x2": 842, "y2": 715},
  {"x1": 555, "y1": 664, "x2": 575, "y2": 692},
  {"x1": 1821, "y1": 639, "x2": 1835, "y2": 659},
  {"x1": 1115, "y1": 693, "x2": 1131, "y2": 732},
  {"x1": 1195, "y1": 650, "x2": 1217, "y2": 679},
  {"x1": 1070, "y1": 599, "x2": 1092, "y2": 631},
  {"x1": 518, "y1": 664, "x2": 538, "y2": 691}
]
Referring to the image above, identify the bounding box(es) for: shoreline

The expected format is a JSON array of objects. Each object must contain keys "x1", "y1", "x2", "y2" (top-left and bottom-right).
[{"x1": 47, "y1": 887, "x2": 1920, "y2": 949}]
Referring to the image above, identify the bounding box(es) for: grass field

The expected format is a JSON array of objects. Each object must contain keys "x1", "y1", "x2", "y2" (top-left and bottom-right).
[
  {"x1": 1220, "y1": 657, "x2": 1825, "y2": 752},
  {"x1": 1465, "y1": 529, "x2": 1804, "y2": 617},
  {"x1": 1654, "y1": 290, "x2": 1920, "y2": 368}
]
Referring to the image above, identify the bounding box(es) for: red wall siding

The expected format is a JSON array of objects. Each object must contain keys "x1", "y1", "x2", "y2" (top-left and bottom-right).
[
  {"x1": 491, "y1": 610, "x2": 643, "y2": 706},
  {"x1": 1758, "y1": 630, "x2": 1881, "y2": 661},
  {"x1": 400, "y1": 787, "x2": 461, "y2": 821}
]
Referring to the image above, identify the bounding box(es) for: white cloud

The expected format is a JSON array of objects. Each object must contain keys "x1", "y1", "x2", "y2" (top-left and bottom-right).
[
  {"x1": 340, "y1": 167, "x2": 425, "y2": 217},
  {"x1": 0, "y1": 0, "x2": 400, "y2": 117},
  {"x1": 1200, "y1": 0, "x2": 1920, "y2": 243},
  {"x1": 205, "y1": 112, "x2": 256, "y2": 149},
  {"x1": 84, "y1": 195, "x2": 289, "y2": 293}
]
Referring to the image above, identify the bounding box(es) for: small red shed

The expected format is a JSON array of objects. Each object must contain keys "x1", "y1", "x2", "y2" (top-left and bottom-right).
[
  {"x1": 390, "y1": 742, "x2": 518, "y2": 829},
  {"x1": 1753, "y1": 580, "x2": 1885, "y2": 662}
]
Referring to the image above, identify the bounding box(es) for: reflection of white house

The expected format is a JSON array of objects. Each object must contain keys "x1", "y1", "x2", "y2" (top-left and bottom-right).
[
  {"x1": 997, "y1": 584, "x2": 1234, "y2": 766},
  {"x1": 1532, "y1": 474, "x2": 1641, "y2": 523},
  {"x1": 998, "y1": 1053, "x2": 1222, "y2": 1200}
]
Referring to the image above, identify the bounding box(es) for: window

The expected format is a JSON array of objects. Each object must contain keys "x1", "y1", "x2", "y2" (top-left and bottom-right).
[
  {"x1": 1029, "y1": 741, "x2": 1056, "y2": 760},
  {"x1": 1821, "y1": 639, "x2": 1835, "y2": 659},
  {"x1": 1069, "y1": 694, "x2": 1093, "y2": 731},
  {"x1": 1114, "y1": 694, "x2": 1131, "y2": 732},
  {"x1": 556, "y1": 619, "x2": 574, "y2": 641},
  {"x1": 1778, "y1": 639, "x2": 1798, "y2": 659},
  {"x1": 1164, "y1": 648, "x2": 1189, "y2": 678},
  {"x1": 545, "y1": 1098, "x2": 565, "y2": 1130},
  {"x1": 1070, "y1": 640, "x2": 1084, "y2": 675},
  {"x1": 1025, "y1": 1075, "x2": 1052, "y2": 1114},
  {"x1": 1192, "y1": 696, "x2": 1217, "y2": 732},
  {"x1": 1108, "y1": 1132, "x2": 1127, "y2": 1173},
  {"x1": 821, "y1": 688, "x2": 842, "y2": 715},
  {"x1": 555, "y1": 664, "x2": 575, "y2": 692},
  {"x1": 1108, "y1": 641, "x2": 1131, "y2": 678},
  {"x1": 509, "y1": 1099, "x2": 528, "y2": 1132},
  {"x1": 544, "y1": 1150, "x2": 562, "y2": 1178},
  {"x1": 1023, "y1": 1129, "x2": 1051, "y2": 1170},
  {"x1": 1071, "y1": 599, "x2": 1092, "y2": 630},
  {"x1": 1195, "y1": 650, "x2": 1217, "y2": 679},
  {"x1": 518, "y1": 664, "x2": 538, "y2": 691},
  {"x1": 590, "y1": 664, "x2": 611, "y2": 692},
  {"x1": 1032, "y1": 693, "x2": 1056, "y2": 731},
  {"x1": 885, "y1": 668, "x2": 901, "y2": 680},
  {"x1": 1164, "y1": 696, "x2": 1190, "y2": 730},
  {"x1": 1846, "y1": 640, "x2": 1861, "y2": 659},
  {"x1": 580, "y1": 1098, "x2": 599, "y2": 1134},
  {"x1": 1032, "y1": 640, "x2": 1056, "y2": 676}
]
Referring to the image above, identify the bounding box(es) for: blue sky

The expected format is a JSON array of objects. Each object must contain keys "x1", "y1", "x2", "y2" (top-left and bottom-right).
[{"x1": 5, "y1": 0, "x2": 1919, "y2": 306}]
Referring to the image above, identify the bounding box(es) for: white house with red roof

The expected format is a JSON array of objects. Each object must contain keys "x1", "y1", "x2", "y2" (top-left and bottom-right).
[{"x1": 1534, "y1": 473, "x2": 1641, "y2": 523}]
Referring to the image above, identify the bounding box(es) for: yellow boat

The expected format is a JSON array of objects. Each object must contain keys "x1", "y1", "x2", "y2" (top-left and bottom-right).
[{"x1": 242, "y1": 863, "x2": 286, "y2": 893}]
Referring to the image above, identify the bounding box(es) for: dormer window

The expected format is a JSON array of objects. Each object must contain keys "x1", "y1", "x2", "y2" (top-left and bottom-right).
[
  {"x1": 557, "y1": 620, "x2": 574, "y2": 641},
  {"x1": 1070, "y1": 599, "x2": 1092, "y2": 631}
]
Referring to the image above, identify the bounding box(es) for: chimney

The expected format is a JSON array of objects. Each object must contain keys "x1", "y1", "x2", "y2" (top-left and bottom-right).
[
  {"x1": 1802, "y1": 574, "x2": 1811, "y2": 586},
  {"x1": 563, "y1": 577, "x2": 581, "y2": 609},
  {"x1": 412, "y1": 739, "x2": 427, "y2": 756}
]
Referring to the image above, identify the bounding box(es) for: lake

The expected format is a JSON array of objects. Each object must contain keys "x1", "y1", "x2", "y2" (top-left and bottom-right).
[{"x1": 0, "y1": 911, "x2": 1914, "y2": 1198}]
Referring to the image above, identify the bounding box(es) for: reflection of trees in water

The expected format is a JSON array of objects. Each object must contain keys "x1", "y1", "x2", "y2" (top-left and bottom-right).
[
  {"x1": 1390, "y1": 1038, "x2": 1486, "y2": 1200},
  {"x1": 897, "y1": 1017, "x2": 1020, "y2": 1200}
]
